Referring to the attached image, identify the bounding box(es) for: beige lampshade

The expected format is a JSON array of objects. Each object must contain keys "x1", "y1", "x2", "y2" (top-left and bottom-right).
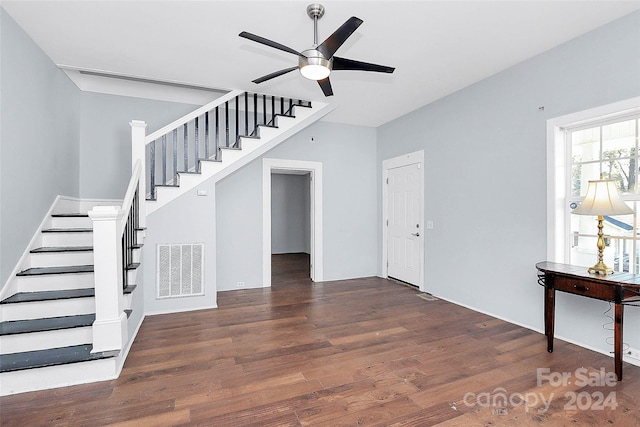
[{"x1": 572, "y1": 179, "x2": 634, "y2": 216}]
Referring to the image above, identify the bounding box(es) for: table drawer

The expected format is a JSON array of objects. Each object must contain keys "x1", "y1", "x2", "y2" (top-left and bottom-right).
[{"x1": 552, "y1": 276, "x2": 616, "y2": 300}]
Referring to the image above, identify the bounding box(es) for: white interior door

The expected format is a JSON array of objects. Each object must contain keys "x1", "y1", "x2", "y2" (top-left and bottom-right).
[{"x1": 387, "y1": 163, "x2": 422, "y2": 286}]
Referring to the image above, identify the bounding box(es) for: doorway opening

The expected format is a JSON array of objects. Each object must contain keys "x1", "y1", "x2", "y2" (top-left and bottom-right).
[
  {"x1": 262, "y1": 158, "x2": 323, "y2": 287},
  {"x1": 271, "y1": 172, "x2": 311, "y2": 284}
]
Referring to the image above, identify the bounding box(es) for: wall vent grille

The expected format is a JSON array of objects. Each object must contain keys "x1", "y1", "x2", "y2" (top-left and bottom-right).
[{"x1": 157, "y1": 243, "x2": 204, "y2": 299}]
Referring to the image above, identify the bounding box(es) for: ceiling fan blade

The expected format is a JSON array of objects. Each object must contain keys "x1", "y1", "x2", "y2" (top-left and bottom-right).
[
  {"x1": 316, "y1": 16, "x2": 363, "y2": 59},
  {"x1": 239, "y1": 31, "x2": 302, "y2": 56},
  {"x1": 252, "y1": 67, "x2": 299, "y2": 84},
  {"x1": 317, "y1": 77, "x2": 333, "y2": 97},
  {"x1": 332, "y1": 56, "x2": 395, "y2": 73}
]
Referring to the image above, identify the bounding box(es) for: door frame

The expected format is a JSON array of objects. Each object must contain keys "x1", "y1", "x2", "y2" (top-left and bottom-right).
[
  {"x1": 382, "y1": 150, "x2": 425, "y2": 290},
  {"x1": 263, "y1": 158, "x2": 323, "y2": 287}
]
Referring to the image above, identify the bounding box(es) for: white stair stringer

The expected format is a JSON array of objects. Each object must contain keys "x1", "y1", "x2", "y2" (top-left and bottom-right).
[{"x1": 146, "y1": 101, "x2": 335, "y2": 215}]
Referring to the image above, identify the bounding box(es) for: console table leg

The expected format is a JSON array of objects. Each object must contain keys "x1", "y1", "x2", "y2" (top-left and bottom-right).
[
  {"x1": 545, "y1": 286, "x2": 555, "y2": 353},
  {"x1": 614, "y1": 303, "x2": 624, "y2": 380}
]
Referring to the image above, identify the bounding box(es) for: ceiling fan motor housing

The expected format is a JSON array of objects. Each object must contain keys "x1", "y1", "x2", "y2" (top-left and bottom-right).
[{"x1": 299, "y1": 49, "x2": 332, "y2": 80}]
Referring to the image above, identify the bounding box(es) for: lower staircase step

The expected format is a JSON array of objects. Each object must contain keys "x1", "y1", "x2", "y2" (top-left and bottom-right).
[
  {"x1": 42, "y1": 228, "x2": 92, "y2": 233},
  {"x1": 30, "y1": 246, "x2": 93, "y2": 253},
  {"x1": 1, "y1": 288, "x2": 94, "y2": 304},
  {"x1": 51, "y1": 213, "x2": 88, "y2": 218},
  {"x1": 0, "y1": 314, "x2": 95, "y2": 335},
  {"x1": 16, "y1": 265, "x2": 94, "y2": 276},
  {"x1": 0, "y1": 344, "x2": 113, "y2": 373}
]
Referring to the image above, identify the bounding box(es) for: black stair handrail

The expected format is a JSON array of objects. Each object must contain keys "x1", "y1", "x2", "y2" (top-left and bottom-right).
[{"x1": 144, "y1": 91, "x2": 311, "y2": 201}]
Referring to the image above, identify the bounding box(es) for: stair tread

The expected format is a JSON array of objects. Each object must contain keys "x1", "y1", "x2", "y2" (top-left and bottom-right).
[
  {"x1": 42, "y1": 228, "x2": 92, "y2": 233},
  {"x1": 51, "y1": 213, "x2": 89, "y2": 218},
  {"x1": 16, "y1": 265, "x2": 94, "y2": 276},
  {"x1": 0, "y1": 314, "x2": 96, "y2": 335},
  {"x1": 126, "y1": 262, "x2": 140, "y2": 271},
  {"x1": 31, "y1": 246, "x2": 93, "y2": 253},
  {"x1": 0, "y1": 344, "x2": 113, "y2": 373},
  {"x1": 1, "y1": 288, "x2": 95, "y2": 304},
  {"x1": 123, "y1": 284, "x2": 137, "y2": 294}
]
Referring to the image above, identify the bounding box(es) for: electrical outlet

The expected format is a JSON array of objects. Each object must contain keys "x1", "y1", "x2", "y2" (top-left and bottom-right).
[
  {"x1": 236, "y1": 281, "x2": 245, "y2": 288},
  {"x1": 626, "y1": 347, "x2": 640, "y2": 361}
]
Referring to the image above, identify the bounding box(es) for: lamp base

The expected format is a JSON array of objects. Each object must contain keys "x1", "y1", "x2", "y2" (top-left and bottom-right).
[{"x1": 587, "y1": 261, "x2": 614, "y2": 275}]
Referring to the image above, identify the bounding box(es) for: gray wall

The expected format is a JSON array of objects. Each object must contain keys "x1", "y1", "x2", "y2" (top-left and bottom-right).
[
  {"x1": 216, "y1": 121, "x2": 378, "y2": 291},
  {"x1": 271, "y1": 173, "x2": 311, "y2": 254},
  {"x1": 0, "y1": 9, "x2": 81, "y2": 287},
  {"x1": 377, "y1": 11, "x2": 640, "y2": 356},
  {"x1": 79, "y1": 92, "x2": 197, "y2": 199},
  {"x1": 143, "y1": 182, "x2": 218, "y2": 314}
]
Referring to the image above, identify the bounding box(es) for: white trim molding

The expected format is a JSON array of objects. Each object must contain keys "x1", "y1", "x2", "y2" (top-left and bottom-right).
[{"x1": 546, "y1": 97, "x2": 640, "y2": 262}]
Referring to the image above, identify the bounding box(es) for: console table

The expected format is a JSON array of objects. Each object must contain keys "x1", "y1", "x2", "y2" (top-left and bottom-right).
[{"x1": 536, "y1": 261, "x2": 640, "y2": 380}]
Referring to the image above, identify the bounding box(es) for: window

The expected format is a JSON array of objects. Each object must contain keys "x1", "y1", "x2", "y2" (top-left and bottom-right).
[
  {"x1": 568, "y1": 116, "x2": 640, "y2": 272},
  {"x1": 546, "y1": 97, "x2": 640, "y2": 270}
]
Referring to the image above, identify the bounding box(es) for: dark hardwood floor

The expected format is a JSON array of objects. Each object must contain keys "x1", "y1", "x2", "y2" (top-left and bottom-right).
[{"x1": 2, "y1": 253, "x2": 639, "y2": 426}]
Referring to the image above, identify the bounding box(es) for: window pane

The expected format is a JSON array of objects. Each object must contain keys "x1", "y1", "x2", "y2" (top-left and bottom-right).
[
  {"x1": 572, "y1": 162, "x2": 600, "y2": 197},
  {"x1": 602, "y1": 157, "x2": 632, "y2": 193},
  {"x1": 572, "y1": 127, "x2": 601, "y2": 163}
]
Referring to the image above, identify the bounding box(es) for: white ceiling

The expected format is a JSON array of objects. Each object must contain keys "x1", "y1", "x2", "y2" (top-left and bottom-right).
[{"x1": 3, "y1": 1, "x2": 639, "y2": 127}]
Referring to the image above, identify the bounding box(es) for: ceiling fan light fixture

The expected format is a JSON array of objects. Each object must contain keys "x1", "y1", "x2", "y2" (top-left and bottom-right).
[
  {"x1": 240, "y1": 4, "x2": 394, "y2": 95},
  {"x1": 299, "y1": 50, "x2": 332, "y2": 80}
]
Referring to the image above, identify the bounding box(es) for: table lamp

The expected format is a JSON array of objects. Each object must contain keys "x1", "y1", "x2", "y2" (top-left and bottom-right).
[{"x1": 572, "y1": 178, "x2": 634, "y2": 274}]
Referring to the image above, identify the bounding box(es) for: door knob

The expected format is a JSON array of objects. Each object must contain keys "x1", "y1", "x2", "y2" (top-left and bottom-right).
[{"x1": 412, "y1": 232, "x2": 420, "y2": 237}]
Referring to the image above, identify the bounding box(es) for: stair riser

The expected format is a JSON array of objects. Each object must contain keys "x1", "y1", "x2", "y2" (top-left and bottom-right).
[
  {"x1": 124, "y1": 292, "x2": 133, "y2": 310},
  {"x1": 252, "y1": 125, "x2": 280, "y2": 141},
  {"x1": 15, "y1": 273, "x2": 94, "y2": 293},
  {"x1": 29, "y1": 252, "x2": 94, "y2": 268},
  {"x1": 132, "y1": 248, "x2": 141, "y2": 264},
  {"x1": 1, "y1": 298, "x2": 95, "y2": 322},
  {"x1": 127, "y1": 268, "x2": 137, "y2": 282},
  {"x1": 0, "y1": 357, "x2": 118, "y2": 396},
  {"x1": 0, "y1": 326, "x2": 92, "y2": 354},
  {"x1": 42, "y1": 232, "x2": 93, "y2": 247},
  {"x1": 50, "y1": 217, "x2": 92, "y2": 229}
]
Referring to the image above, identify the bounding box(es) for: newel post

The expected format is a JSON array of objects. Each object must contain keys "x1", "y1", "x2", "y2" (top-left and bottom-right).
[
  {"x1": 89, "y1": 206, "x2": 127, "y2": 353},
  {"x1": 130, "y1": 120, "x2": 147, "y2": 231}
]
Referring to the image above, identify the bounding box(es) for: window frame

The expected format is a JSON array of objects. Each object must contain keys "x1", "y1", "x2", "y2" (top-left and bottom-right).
[{"x1": 546, "y1": 97, "x2": 640, "y2": 264}]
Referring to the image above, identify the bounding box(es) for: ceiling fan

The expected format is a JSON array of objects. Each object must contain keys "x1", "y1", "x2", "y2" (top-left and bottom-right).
[{"x1": 239, "y1": 3, "x2": 395, "y2": 97}]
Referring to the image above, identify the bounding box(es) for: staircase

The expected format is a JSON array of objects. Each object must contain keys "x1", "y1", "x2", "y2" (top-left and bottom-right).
[
  {"x1": 0, "y1": 90, "x2": 332, "y2": 396},
  {"x1": 141, "y1": 90, "x2": 333, "y2": 213},
  {"x1": 0, "y1": 199, "x2": 141, "y2": 395}
]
